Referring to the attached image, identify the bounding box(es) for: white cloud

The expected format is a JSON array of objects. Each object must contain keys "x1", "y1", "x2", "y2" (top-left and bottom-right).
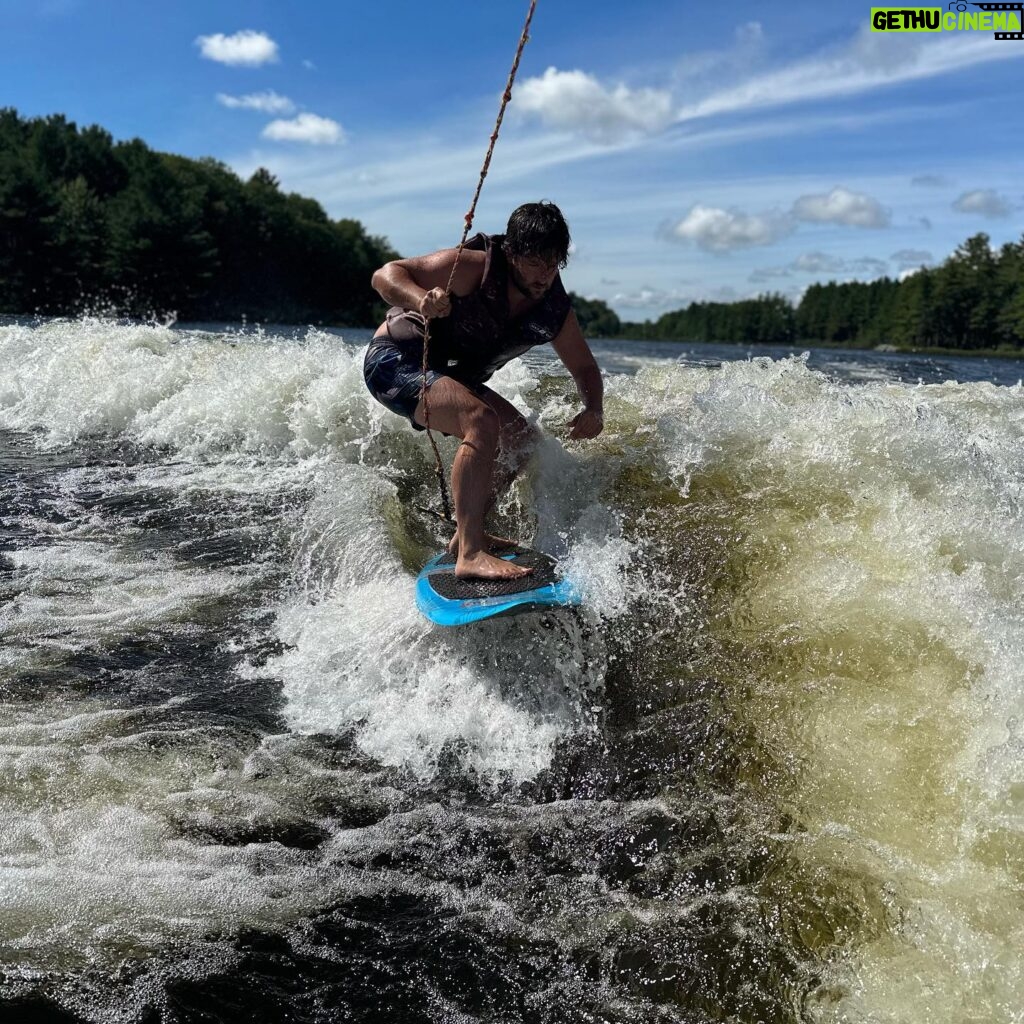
[
  {"x1": 792, "y1": 187, "x2": 890, "y2": 228},
  {"x1": 217, "y1": 91, "x2": 295, "y2": 114},
  {"x1": 262, "y1": 113, "x2": 345, "y2": 145},
  {"x1": 952, "y1": 189, "x2": 1012, "y2": 218},
  {"x1": 665, "y1": 204, "x2": 794, "y2": 252},
  {"x1": 910, "y1": 174, "x2": 947, "y2": 188},
  {"x1": 196, "y1": 30, "x2": 279, "y2": 67},
  {"x1": 515, "y1": 67, "x2": 675, "y2": 144},
  {"x1": 665, "y1": 186, "x2": 889, "y2": 254}
]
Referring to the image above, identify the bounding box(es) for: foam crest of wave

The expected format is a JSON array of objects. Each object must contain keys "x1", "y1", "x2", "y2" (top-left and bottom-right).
[
  {"x1": 609, "y1": 355, "x2": 1024, "y2": 1020},
  {"x1": 252, "y1": 462, "x2": 608, "y2": 784},
  {"x1": 0, "y1": 319, "x2": 380, "y2": 458}
]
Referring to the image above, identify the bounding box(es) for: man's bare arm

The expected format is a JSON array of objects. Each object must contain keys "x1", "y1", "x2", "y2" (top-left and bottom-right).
[
  {"x1": 552, "y1": 310, "x2": 604, "y2": 439},
  {"x1": 371, "y1": 249, "x2": 485, "y2": 317}
]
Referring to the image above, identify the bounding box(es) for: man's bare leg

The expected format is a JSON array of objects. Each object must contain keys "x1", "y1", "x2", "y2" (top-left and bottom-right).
[
  {"x1": 414, "y1": 379, "x2": 532, "y2": 580},
  {"x1": 443, "y1": 387, "x2": 539, "y2": 558},
  {"x1": 444, "y1": 436, "x2": 535, "y2": 556}
]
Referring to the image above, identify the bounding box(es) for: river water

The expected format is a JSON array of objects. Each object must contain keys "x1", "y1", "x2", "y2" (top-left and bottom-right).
[{"x1": 1, "y1": 318, "x2": 1021, "y2": 1023}]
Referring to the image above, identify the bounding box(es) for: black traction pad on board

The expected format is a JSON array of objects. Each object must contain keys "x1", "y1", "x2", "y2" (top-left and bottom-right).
[{"x1": 426, "y1": 545, "x2": 562, "y2": 600}]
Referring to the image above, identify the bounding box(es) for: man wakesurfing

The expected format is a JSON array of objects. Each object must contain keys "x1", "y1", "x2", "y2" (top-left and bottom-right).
[{"x1": 364, "y1": 200, "x2": 604, "y2": 581}]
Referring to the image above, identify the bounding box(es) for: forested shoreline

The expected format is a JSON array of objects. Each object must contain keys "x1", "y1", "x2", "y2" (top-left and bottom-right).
[
  {"x1": 2, "y1": 110, "x2": 1021, "y2": 351},
  {"x1": 0, "y1": 110, "x2": 397, "y2": 324},
  {"x1": 575, "y1": 233, "x2": 1024, "y2": 354}
]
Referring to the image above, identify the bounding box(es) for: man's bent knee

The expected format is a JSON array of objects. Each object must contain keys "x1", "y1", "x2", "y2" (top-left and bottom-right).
[
  {"x1": 464, "y1": 404, "x2": 501, "y2": 448},
  {"x1": 499, "y1": 419, "x2": 538, "y2": 457}
]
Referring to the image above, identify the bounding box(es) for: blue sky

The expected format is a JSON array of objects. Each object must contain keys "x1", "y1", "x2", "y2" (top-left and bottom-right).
[{"x1": 3, "y1": 0, "x2": 1022, "y2": 319}]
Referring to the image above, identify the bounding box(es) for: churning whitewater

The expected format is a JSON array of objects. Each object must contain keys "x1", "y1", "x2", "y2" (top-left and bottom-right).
[{"x1": 1, "y1": 317, "x2": 1022, "y2": 1023}]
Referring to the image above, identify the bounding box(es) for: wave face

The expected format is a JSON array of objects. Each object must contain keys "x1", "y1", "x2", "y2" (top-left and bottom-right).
[{"x1": 1, "y1": 318, "x2": 1021, "y2": 1023}]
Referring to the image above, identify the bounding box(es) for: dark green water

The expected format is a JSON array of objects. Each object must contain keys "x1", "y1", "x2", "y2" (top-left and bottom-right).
[{"x1": 1, "y1": 319, "x2": 1021, "y2": 1022}]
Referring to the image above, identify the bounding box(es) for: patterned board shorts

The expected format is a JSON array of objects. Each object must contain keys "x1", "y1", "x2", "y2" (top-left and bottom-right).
[
  {"x1": 364, "y1": 308, "x2": 494, "y2": 432},
  {"x1": 363, "y1": 336, "x2": 442, "y2": 432}
]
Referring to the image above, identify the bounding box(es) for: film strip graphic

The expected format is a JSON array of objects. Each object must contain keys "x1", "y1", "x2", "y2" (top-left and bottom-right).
[{"x1": 968, "y1": 1, "x2": 1024, "y2": 39}]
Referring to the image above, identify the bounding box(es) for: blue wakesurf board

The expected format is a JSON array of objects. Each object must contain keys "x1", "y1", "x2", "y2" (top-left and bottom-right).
[{"x1": 415, "y1": 544, "x2": 581, "y2": 626}]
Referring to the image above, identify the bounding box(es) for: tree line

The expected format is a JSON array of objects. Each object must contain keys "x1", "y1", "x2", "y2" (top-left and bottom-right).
[
  {"x1": 4, "y1": 110, "x2": 1021, "y2": 350},
  {"x1": 0, "y1": 109, "x2": 398, "y2": 324},
  {"x1": 606, "y1": 233, "x2": 1024, "y2": 352}
]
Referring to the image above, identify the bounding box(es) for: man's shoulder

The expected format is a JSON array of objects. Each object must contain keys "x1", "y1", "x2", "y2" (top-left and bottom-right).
[
  {"x1": 450, "y1": 246, "x2": 487, "y2": 276},
  {"x1": 422, "y1": 244, "x2": 486, "y2": 265},
  {"x1": 436, "y1": 245, "x2": 485, "y2": 296},
  {"x1": 465, "y1": 232, "x2": 502, "y2": 254},
  {"x1": 408, "y1": 244, "x2": 486, "y2": 275}
]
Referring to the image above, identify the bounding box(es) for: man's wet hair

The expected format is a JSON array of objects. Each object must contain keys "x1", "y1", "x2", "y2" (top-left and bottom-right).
[{"x1": 502, "y1": 201, "x2": 571, "y2": 268}]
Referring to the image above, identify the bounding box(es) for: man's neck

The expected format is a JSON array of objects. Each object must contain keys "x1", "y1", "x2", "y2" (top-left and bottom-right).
[
  {"x1": 508, "y1": 280, "x2": 542, "y2": 315},
  {"x1": 509, "y1": 273, "x2": 534, "y2": 300}
]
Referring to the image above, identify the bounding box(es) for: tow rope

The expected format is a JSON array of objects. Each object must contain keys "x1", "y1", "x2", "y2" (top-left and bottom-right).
[{"x1": 418, "y1": 0, "x2": 538, "y2": 524}]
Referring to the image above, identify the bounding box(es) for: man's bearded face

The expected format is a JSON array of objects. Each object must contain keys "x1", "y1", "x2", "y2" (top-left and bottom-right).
[{"x1": 510, "y1": 254, "x2": 559, "y2": 299}]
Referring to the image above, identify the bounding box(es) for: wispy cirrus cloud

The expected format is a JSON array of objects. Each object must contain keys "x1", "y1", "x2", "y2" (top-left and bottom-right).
[
  {"x1": 674, "y1": 29, "x2": 1023, "y2": 122},
  {"x1": 223, "y1": 19, "x2": 1017, "y2": 318},
  {"x1": 514, "y1": 26, "x2": 1024, "y2": 144},
  {"x1": 217, "y1": 91, "x2": 296, "y2": 115},
  {"x1": 891, "y1": 248, "x2": 934, "y2": 269},
  {"x1": 610, "y1": 284, "x2": 737, "y2": 310},
  {"x1": 850, "y1": 256, "x2": 890, "y2": 275},
  {"x1": 750, "y1": 251, "x2": 895, "y2": 283},
  {"x1": 671, "y1": 21, "x2": 766, "y2": 87},
  {"x1": 792, "y1": 251, "x2": 846, "y2": 274},
  {"x1": 196, "y1": 30, "x2": 279, "y2": 67},
  {"x1": 748, "y1": 266, "x2": 793, "y2": 283}
]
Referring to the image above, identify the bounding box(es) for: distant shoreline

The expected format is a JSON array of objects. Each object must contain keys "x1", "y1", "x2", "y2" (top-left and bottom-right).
[
  {"x1": 6, "y1": 313, "x2": 1024, "y2": 362},
  {"x1": 600, "y1": 335, "x2": 1024, "y2": 361}
]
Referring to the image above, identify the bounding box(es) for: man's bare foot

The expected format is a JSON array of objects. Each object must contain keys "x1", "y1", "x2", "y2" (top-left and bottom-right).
[
  {"x1": 446, "y1": 532, "x2": 520, "y2": 556},
  {"x1": 455, "y1": 549, "x2": 534, "y2": 580}
]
